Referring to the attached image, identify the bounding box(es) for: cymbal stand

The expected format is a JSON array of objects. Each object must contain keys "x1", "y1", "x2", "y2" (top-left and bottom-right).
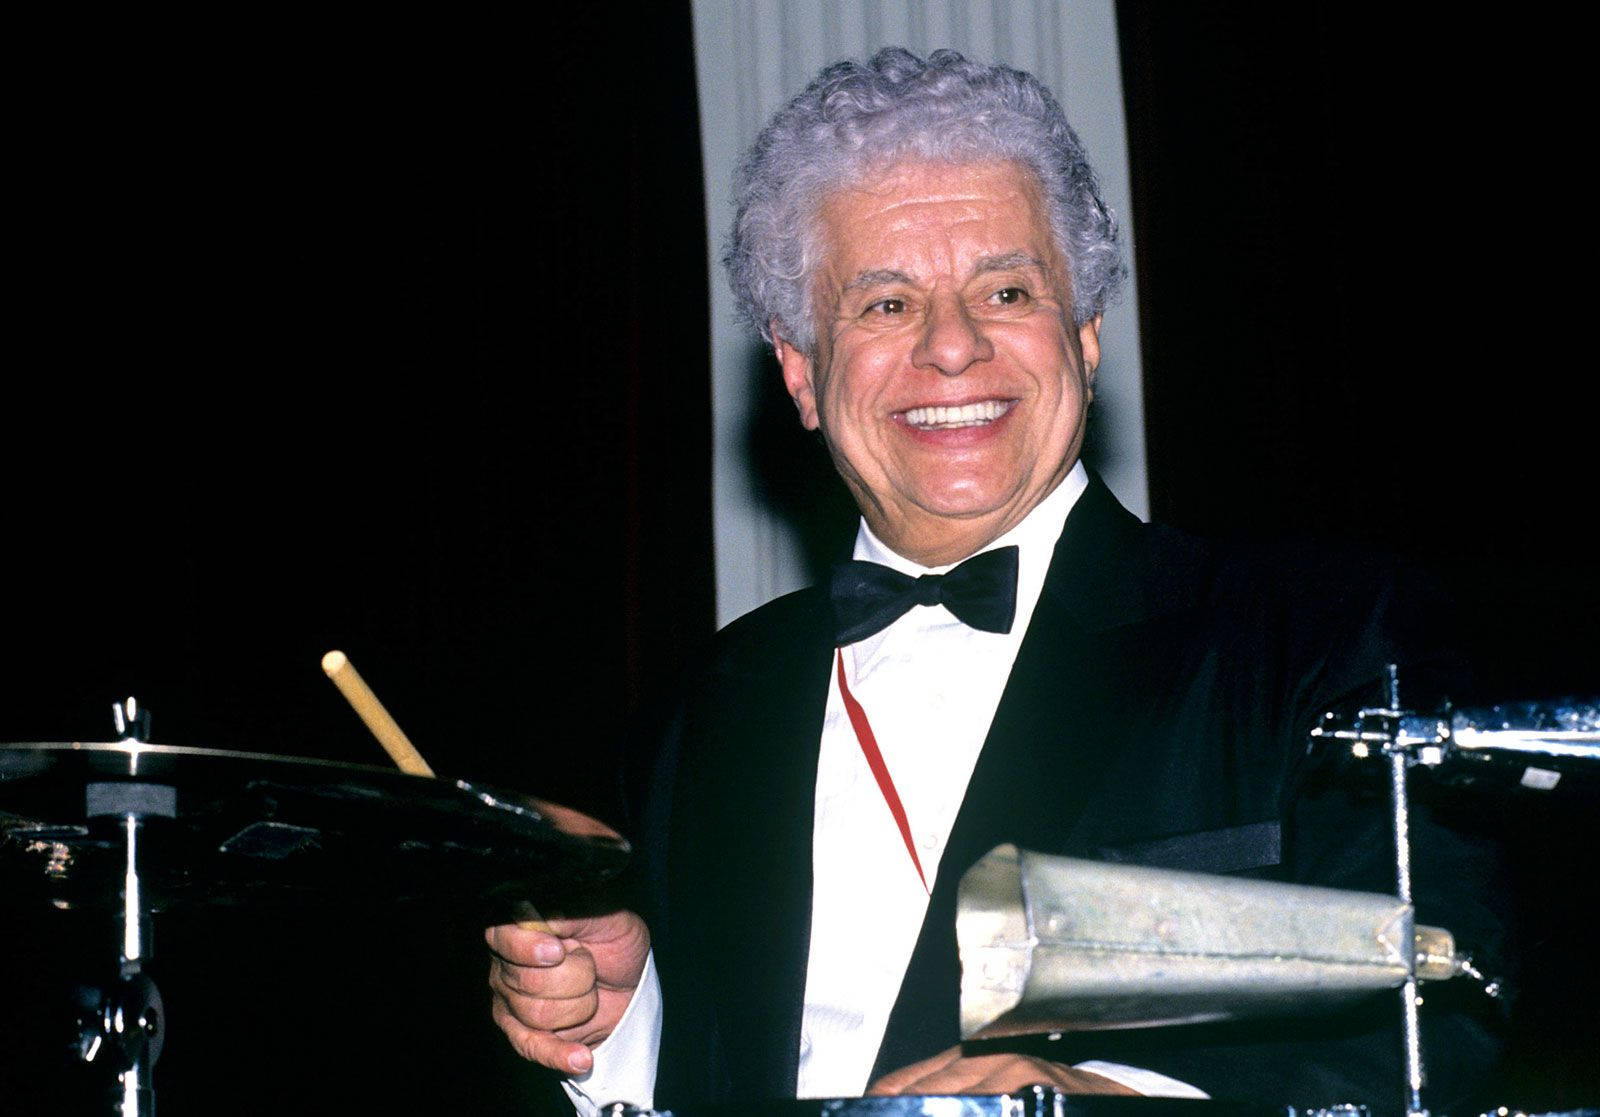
[
  {"x1": 1311, "y1": 665, "x2": 1430, "y2": 1117},
  {"x1": 77, "y1": 698, "x2": 169, "y2": 1117}
]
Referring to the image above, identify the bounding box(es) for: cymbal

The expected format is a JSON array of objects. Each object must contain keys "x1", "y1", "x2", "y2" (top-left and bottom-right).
[{"x1": 0, "y1": 742, "x2": 629, "y2": 915}]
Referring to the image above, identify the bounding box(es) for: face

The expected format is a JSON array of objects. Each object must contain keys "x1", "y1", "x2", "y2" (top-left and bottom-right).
[{"x1": 776, "y1": 159, "x2": 1102, "y2": 566}]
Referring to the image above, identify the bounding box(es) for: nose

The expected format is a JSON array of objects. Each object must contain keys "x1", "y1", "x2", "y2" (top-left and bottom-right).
[{"x1": 910, "y1": 289, "x2": 994, "y2": 376}]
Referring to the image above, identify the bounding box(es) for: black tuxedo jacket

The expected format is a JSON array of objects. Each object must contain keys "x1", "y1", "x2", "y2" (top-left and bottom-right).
[{"x1": 634, "y1": 476, "x2": 1499, "y2": 1114}]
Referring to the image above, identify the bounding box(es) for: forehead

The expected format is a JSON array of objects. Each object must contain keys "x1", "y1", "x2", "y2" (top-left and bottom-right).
[{"x1": 813, "y1": 160, "x2": 1055, "y2": 280}]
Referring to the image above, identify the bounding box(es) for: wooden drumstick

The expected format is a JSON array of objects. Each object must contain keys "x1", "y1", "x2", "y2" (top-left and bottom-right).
[
  {"x1": 321, "y1": 650, "x2": 434, "y2": 777},
  {"x1": 320, "y1": 649, "x2": 551, "y2": 934}
]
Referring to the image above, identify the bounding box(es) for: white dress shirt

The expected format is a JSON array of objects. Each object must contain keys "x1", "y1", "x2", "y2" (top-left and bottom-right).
[
  {"x1": 566, "y1": 463, "x2": 1201, "y2": 1112},
  {"x1": 796, "y1": 464, "x2": 1088, "y2": 1095}
]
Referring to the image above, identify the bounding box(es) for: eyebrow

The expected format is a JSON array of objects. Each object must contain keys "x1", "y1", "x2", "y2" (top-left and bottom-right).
[
  {"x1": 841, "y1": 254, "x2": 1050, "y2": 293},
  {"x1": 972, "y1": 252, "x2": 1049, "y2": 275},
  {"x1": 842, "y1": 268, "x2": 915, "y2": 292}
]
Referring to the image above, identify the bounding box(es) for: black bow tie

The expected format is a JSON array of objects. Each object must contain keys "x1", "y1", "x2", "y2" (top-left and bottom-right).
[{"x1": 829, "y1": 545, "x2": 1019, "y2": 645}]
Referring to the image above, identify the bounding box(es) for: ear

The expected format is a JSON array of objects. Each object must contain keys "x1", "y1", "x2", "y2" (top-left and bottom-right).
[
  {"x1": 1077, "y1": 314, "x2": 1103, "y2": 374},
  {"x1": 774, "y1": 328, "x2": 821, "y2": 431},
  {"x1": 1078, "y1": 314, "x2": 1103, "y2": 399}
]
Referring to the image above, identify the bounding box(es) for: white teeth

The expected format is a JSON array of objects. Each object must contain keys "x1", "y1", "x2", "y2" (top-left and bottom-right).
[{"x1": 902, "y1": 400, "x2": 1013, "y2": 429}]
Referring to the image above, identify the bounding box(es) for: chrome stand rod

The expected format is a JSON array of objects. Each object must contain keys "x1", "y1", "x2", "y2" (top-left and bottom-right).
[
  {"x1": 1384, "y1": 665, "x2": 1427, "y2": 1117},
  {"x1": 82, "y1": 770, "x2": 171, "y2": 1117},
  {"x1": 118, "y1": 812, "x2": 153, "y2": 1117}
]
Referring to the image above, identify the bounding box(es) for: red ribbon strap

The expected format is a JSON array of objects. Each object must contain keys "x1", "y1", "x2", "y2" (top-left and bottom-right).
[{"x1": 835, "y1": 648, "x2": 930, "y2": 895}]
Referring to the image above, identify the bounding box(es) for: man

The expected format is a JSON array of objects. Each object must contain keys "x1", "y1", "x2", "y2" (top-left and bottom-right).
[{"x1": 488, "y1": 48, "x2": 1497, "y2": 1114}]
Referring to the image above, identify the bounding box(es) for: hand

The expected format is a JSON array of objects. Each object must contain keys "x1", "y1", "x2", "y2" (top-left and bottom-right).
[
  {"x1": 486, "y1": 910, "x2": 650, "y2": 1075},
  {"x1": 868, "y1": 1046, "x2": 1141, "y2": 1097}
]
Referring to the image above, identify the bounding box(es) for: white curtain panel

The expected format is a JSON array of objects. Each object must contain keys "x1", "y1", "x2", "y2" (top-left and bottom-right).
[{"x1": 692, "y1": 0, "x2": 1146, "y2": 625}]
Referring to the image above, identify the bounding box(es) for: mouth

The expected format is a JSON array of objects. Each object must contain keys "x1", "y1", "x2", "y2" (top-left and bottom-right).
[{"x1": 897, "y1": 399, "x2": 1016, "y2": 431}]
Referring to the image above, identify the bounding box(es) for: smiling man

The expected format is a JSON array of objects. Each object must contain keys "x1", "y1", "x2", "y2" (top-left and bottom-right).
[
  {"x1": 487, "y1": 49, "x2": 1498, "y2": 1116},
  {"x1": 777, "y1": 159, "x2": 1102, "y2": 567}
]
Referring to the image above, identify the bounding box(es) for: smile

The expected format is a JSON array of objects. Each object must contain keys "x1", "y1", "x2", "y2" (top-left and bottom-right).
[{"x1": 898, "y1": 400, "x2": 1016, "y2": 430}]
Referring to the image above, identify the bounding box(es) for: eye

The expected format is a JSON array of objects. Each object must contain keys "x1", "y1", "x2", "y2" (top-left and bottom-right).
[
  {"x1": 865, "y1": 297, "x2": 907, "y2": 316},
  {"x1": 988, "y1": 286, "x2": 1029, "y2": 306}
]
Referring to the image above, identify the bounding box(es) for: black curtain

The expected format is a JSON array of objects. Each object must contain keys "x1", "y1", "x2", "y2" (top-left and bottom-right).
[
  {"x1": 3, "y1": 9, "x2": 711, "y2": 1114},
  {"x1": 1119, "y1": 3, "x2": 1598, "y2": 1108}
]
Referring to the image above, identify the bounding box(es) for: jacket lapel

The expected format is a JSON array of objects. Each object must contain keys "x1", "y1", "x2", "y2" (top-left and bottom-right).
[
  {"x1": 674, "y1": 589, "x2": 833, "y2": 1100},
  {"x1": 872, "y1": 474, "x2": 1206, "y2": 1078}
]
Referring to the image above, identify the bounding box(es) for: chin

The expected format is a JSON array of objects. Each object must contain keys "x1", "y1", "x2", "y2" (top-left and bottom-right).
[
  {"x1": 911, "y1": 490, "x2": 1020, "y2": 525},
  {"x1": 917, "y1": 471, "x2": 1023, "y2": 510}
]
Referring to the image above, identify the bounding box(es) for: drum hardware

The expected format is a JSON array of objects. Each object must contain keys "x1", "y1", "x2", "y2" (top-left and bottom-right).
[
  {"x1": 616, "y1": 1097, "x2": 1589, "y2": 1115},
  {"x1": 1382, "y1": 667, "x2": 1426, "y2": 1117},
  {"x1": 954, "y1": 668, "x2": 1598, "y2": 1117},
  {"x1": 598, "y1": 1093, "x2": 1333, "y2": 1115},
  {"x1": 67, "y1": 699, "x2": 167, "y2": 1117},
  {"x1": 598, "y1": 1094, "x2": 1600, "y2": 1113},
  {"x1": 1, "y1": 697, "x2": 631, "y2": 1117},
  {"x1": 1309, "y1": 691, "x2": 1600, "y2": 794},
  {"x1": 1308, "y1": 670, "x2": 1600, "y2": 1117}
]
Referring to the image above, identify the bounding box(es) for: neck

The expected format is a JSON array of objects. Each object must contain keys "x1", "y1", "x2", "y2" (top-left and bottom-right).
[
  {"x1": 858, "y1": 464, "x2": 1090, "y2": 570},
  {"x1": 863, "y1": 501, "x2": 1043, "y2": 569},
  {"x1": 880, "y1": 528, "x2": 1002, "y2": 568}
]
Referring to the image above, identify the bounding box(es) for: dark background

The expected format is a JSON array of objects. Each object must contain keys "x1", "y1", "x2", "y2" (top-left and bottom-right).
[
  {"x1": 1117, "y1": 5, "x2": 1597, "y2": 1110},
  {"x1": 4, "y1": 5, "x2": 1594, "y2": 1113}
]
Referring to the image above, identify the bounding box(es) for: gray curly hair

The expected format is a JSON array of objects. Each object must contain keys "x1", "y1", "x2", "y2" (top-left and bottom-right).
[{"x1": 725, "y1": 47, "x2": 1124, "y2": 354}]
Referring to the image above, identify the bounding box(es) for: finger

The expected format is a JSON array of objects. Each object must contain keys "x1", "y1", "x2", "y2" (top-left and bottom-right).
[
  {"x1": 875, "y1": 1051, "x2": 1054, "y2": 1097},
  {"x1": 497, "y1": 984, "x2": 601, "y2": 1032},
  {"x1": 487, "y1": 941, "x2": 600, "y2": 1033},
  {"x1": 884, "y1": 1057, "x2": 996, "y2": 1096},
  {"x1": 485, "y1": 923, "x2": 568, "y2": 967},
  {"x1": 884, "y1": 1054, "x2": 1021, "y2": 1096},
  {"x1": 488, "y1": 947, "x2": 598, "y2": 999},
  {"x1": 540, "y1": 913, "x2": 640, "y2": 944},
  {"x1": 490, "y1": 994, "x2": 595, "y2": 1074},
  {"x1": 866, "y1": 1045, "x2": 964, "y2": 1095},
  {"x1": 968, "y1": 1059, "x2": 1052, "y2": 1095},
  {"x1": 488, "y1": 957, "x2": 601, "y2": 1031},
  {"x1": 883, "y1": 1055, "x2": 1140, "y2": 1098}
]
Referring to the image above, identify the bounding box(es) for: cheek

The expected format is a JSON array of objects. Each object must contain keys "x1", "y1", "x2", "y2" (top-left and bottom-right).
[
  {"x1": 820, "y1": 349, "x2": 887, "y2": 422},
  {"x1": 813, "y1": 374, "x2": 862, "y2": 445}
]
